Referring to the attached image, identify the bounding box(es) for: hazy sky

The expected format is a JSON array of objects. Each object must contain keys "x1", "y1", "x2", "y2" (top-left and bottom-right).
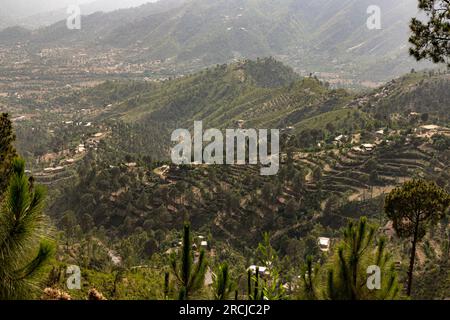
[{"x1": 1, "y1": 0, "x2": 159, "y2": 19}]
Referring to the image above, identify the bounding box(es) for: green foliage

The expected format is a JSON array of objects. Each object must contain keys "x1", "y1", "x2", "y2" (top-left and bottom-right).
[
  {"x1": 163, "y1": 272, "x2": 170, "y2": 300},
  {"x1": 0, "y1": 113, "x2": 17, "y2": 196},
  {"x1": 0, "y1": 158, "x2": 54, "y2": 299},
  {"x1": 385, "y1": 179, "x2": 450, "y2": 295},
  {"x1": 5, "y1": 54, "x2": 450, "y2": 301},
  {"x1": 432, "y1": 134, "x2": 450, "y2": 151},
  {"x1": 249, "y1": 233, "x2": 286, "y2": 300},
  {"x1": 261, "y1": 269, "x2": 286, "y2": 300},
  {"x1": 246, "y1": 268, "x2": 264, "y2": 301},
  {"x1": 299, "y1": 255, "x2": 321, "y2": 300},
  {"x1": 409, "y1": 0, "x2": 450, "y2": 66},
  {"x1": 212, "y1": 263, "x2": 234, "y2": 300},
  {"x1": 256, "y1": 233, "x2": 278, "y2": 268},
  {"x1": 170, "y1": 223, "x2": 207, "y2": 299},
  {"x1": 362, "y1": 71, "x2": 450, "y2": 123},
  {"x1": 243, "y1": 57, "x2": 299, "y2": 88},
  {"x1": 50, "y1": 261, "x2": 165, "y2": 300},
  {"x1": 326, "y1": 217, "x2": 400, "y2": 300}
]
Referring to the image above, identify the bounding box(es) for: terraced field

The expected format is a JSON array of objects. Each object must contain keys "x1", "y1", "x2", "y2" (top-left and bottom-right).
[{"x1": 116, "y1": 135, "x2": 445, "y2": 247}]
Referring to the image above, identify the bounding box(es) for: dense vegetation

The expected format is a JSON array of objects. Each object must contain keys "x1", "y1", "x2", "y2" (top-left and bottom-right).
[
  {"x1": 1, "y1": 58, "x2": 449, "y2": 300},
  {"x1": 409, "y1": 0, "x2": 450, "y2": 66}
]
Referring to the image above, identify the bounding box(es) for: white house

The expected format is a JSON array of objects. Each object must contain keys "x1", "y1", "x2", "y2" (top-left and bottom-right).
[
  {"x1": 318, "y1": 237, "x2": 331, "y2": 252},
  {"x1": 361, "y1": 143, "x2": 375, "y2": 152},
  {"x1": 247, "y1": 265, "x2": 269, "y2": 276},
  {"x1": 334, "y1": 135, "x2": 348, "y2": 145}
]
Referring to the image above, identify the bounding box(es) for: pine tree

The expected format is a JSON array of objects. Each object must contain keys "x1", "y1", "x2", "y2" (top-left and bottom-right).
[
  {"x1": 163, "y1": 272, "x2": 170, "y2": 300},
  {"x1": 326, "y1": 217, "x2": 400, "y2": 300},
  {"x1": 249, "y1": 233, "x2": 285, "y2": 300},
  {"x1": 409, "y1": 0, "x2": 450, "y2": 66},
  {"x1": 0, "y1": 158, "x2": 54, "y2": 299},
  {"x1": 212, "y1": 263, "x2": 234, "y2": 300},
  {"x1": 247, "y1": 268, "x2": 264, "y2": 300},
  {"x1": 170, "y1": 223, "x2": 207, "y2": 300},
  {"x1": 0, "y1": 113, "x2": 17, "y2": 197},
  {"x1": 299, "y1": 255, "x2": 320, "y2": 300},
  {"x1": 385, "y1": 179, "x2": 450, "y2": 296}
]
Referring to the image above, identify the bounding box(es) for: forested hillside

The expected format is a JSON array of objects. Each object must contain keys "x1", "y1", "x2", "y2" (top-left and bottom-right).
[
  {"x1": 1, "y1": 0, "x2": 450, "y2": 306},
  {"x1": 5, "y1": 59, "x2": 442, "y2": 300},
  {"x1": 1, "y1": 54, "x2": 450, "y2": 300}
]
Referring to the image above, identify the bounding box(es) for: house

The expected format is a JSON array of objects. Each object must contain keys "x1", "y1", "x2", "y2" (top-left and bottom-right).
[
  {"x1": 247, "y1": 265, "x2": 269, "y2": 276},
  {"x1": 318, "y1": 237, "x2": 331, "y2": 252},
  {"x1": 420, "y1": 124, "x2": 440, "y2": 132},
  {"x1": 334, "y1": 134, "x2": 348, "y2": 146},
  {"x1": 125, "y1": 162, "x2": 137, "y2": 168},
  {"x1": 12, "y1": 115, "x2": 26, "y2": 122},
  {"x1": 417, "y1": 124, "x2": 450, "y2": 138},
  {"x1": 361, "y1": 143, "x2": 375, "y2": 152},
  {"x1": 77, "y1": 144, "x2": 86, "y2": 153},
  {"x1": 236, "y1": 119, "x2": 245, "y2": 128},
  {"x1": 43, "y1": 166, "x2": 65, "y2": 174},
  {"x1": 283, "y1": 126, "x2": 294, "y2": 133},
  {"x1": 408, "y1": 112, "x2": 420, "y2": 120}
]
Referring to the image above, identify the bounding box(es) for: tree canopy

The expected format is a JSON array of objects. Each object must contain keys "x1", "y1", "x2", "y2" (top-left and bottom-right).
[
  {"x1": 409, "y1": 0, "x2": 450, "y2": 66},
  {"x1": 385, "y1": 179, "x2": 450, "y2": 296},
  {"x1": 0, "y1": 158, "x2": 54, "y2": 299}
]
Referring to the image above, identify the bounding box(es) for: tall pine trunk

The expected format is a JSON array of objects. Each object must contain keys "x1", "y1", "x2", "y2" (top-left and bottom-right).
[{"x1": 406, "y1": 219, "x2": 420, "y2": 296}]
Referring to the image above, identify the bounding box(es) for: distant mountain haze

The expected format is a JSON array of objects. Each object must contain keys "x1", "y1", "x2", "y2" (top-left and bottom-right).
[
  {"x1": 0, "y1": 0, "x2": 158, "y2": 29},
  {"x1": 0, "y1": 0, "x2": 429, "y2": 83},
  {"x1": 1, "y1": 0, "x2": 92, "y2": 18},
  {"x1": 78, "y1": 0, "x2": 159, "y2": 13}
]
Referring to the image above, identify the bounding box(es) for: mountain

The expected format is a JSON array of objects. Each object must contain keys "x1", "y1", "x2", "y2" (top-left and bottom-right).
[
  {"x1": 0, "y1": 0, "x2": 163, "y2": 30},
  {"x1": 43, "y1": 59, "x2": 449, "y2": 257},
  {"x1": 0, "y1": 13, "x2": 13, "y2": 30},
  {"x1": 5, "y1": 56, "x2": 448, "y2": 299},
  {"x1": 45, "y1": 58, "x2": 449, "y2": 163},
  {"x1": 81, "y1": 60, "x2": 450, "y2": 129},
  {"x1": 78, "y1": 0, "x2": 160, "y2": 13},
  {"x1": 1, "y1": 0, "x2": 82, "y2": 19},
  {"x1": 63, "y1": 58, "x2": 350, "y2": 128},
  {"x1": 0, "y1": 0, "x2": 91, "y2": 29},
  {"x1": 0, "y1": 0, "x2": 429, "y2": 84}
]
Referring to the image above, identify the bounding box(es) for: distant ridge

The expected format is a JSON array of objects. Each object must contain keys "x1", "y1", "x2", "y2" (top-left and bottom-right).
[{"x1": 0, "y1": 0, "x2": 430, "y2": 82}]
